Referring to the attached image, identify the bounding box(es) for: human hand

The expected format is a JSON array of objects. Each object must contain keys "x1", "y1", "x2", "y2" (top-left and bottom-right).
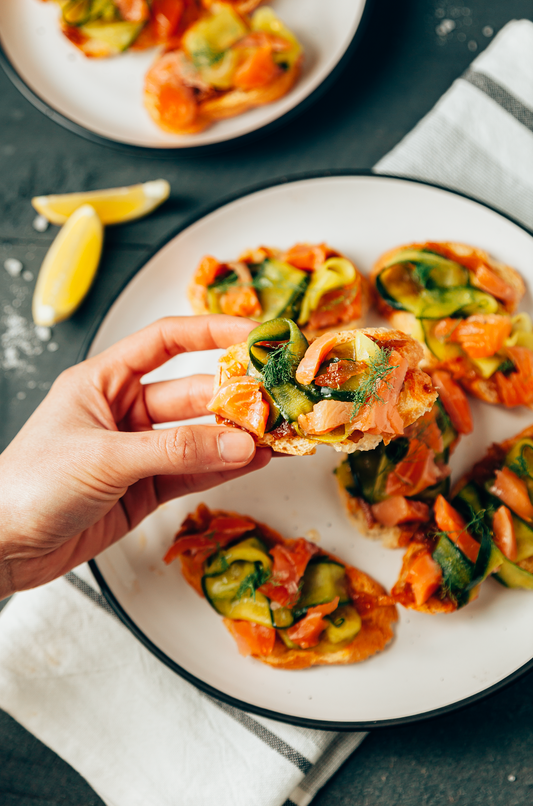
[{"x1": 0, "y1": 315, "x2": 271, "y2": 599}]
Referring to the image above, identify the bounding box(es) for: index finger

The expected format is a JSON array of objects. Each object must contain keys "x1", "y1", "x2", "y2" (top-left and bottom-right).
[{"x1": 89, "y1": 314, "x2": 256, "y2": 390}]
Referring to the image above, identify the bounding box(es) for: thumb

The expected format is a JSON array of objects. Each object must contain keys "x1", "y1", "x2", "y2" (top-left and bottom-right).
[{"x1": 112, "y1": 424, "x2": 257, "y2": 484}]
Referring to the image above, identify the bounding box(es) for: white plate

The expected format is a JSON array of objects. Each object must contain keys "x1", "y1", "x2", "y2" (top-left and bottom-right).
[
  {"x1": 87, "y1": 174, "x2": 533, "y2": 728},
  {"x1": 0, "y1": 0, "x2": 367, "y2": 151}
]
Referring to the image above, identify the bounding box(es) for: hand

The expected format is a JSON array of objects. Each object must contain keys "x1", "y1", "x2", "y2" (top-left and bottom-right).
[{"x1": 0, "y1": 315, "x2": 271, "y2": 598}]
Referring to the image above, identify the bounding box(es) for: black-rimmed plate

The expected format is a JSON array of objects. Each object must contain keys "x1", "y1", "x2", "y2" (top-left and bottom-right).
[
  {"x1": 0, "y1": 0, "x2": 368, "y2": 153},
  {"x1": 88, "y1": 173, "x2": 533, "y2": 729}
]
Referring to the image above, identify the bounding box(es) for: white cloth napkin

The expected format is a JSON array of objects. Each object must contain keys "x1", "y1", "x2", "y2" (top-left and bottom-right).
[
  {"x1": 375, "y1": 19, "x2": 533, "y2": 231},
  {"x1": 1, "y1": 18, "x2": 532, "y2": 806}
]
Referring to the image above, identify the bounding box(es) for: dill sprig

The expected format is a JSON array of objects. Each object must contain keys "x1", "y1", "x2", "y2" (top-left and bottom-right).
[
  {"x1": 509, "y1": 453, "x2": 531, "y2": 479},
  {"x1": 234, "y1": 565, "x2": 271, "y2": 601},
  {"x1": 434, "y1": 508, "x2": 490, "y2": 543},
  {"x1": 262, "y1": 343, "x2": 295, "y2": 388},
  {"x1": 350, "y1": 346, "x2": 395, "y2": 418},
  {"x1": 207, "y1": 271, "x2": 240, "y2": 294},
  {"x1": 411, "y1": 261, "x2": 434, "y2": 288}
]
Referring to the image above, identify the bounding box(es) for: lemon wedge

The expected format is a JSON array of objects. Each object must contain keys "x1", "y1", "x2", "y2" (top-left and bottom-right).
[
  {"x1": 31, "y1": 179, "x2": 170, "y2": 226},
  {"x1": 32, "y1": 205, "x2": 103, "y2": 327}
]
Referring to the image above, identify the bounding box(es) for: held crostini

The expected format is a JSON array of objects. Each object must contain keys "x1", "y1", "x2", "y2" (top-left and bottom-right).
[
  {"x1": 371, "y1": 241, "x2": 533, "y2": 408},
  {"x1": 207, "y1": 318, "x2": 438, "y2": 455},
  {"x1": 144, "y1": 4, "x2": 303, "y2": 134},
  {"x1": 335, "y1": 373, "x2": 472, "y2": 548},
  {"x1": 392, "y1": 426, "x2": 533, "y2": 613},
  {"x1": 188, "y1": 243, "x2": 369, "y2": 338},
  {"x1": 164, "y1": 504, "x2": 398, "y2": 669}
]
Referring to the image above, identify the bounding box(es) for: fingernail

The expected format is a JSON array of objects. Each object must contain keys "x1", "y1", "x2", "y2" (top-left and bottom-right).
[{"x1": 218, "y1": 431, "x2": 255, "y2": 464}]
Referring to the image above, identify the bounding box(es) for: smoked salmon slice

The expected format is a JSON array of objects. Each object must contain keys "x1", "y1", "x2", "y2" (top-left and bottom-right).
[
  {"x1": 350, "y1": 351, "x2": 408, "y2": 437},
  {"x1": 298, "y1": 400, "x2": 352, "y2": 435},
  {"x1": 207, "y1": 376, "x2": 269, "y2": 438},
  {"x1": 295, "y1": 332, "x2": 340, "y2": 385},
  {"x1": 489, "y1": 466, "x2": 533, "y2": 522},
  {"x1": 371, "y1": 496, "x2": 429, "y2": 527}
]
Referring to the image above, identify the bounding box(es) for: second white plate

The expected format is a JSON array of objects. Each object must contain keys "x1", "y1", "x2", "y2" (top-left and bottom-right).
[{"x1": 0, "y1": 0, "x2": 368, "y2": 151}]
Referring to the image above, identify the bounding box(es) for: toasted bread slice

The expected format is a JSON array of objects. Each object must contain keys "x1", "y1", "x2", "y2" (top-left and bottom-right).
[
  {"x1": 210, "y1": 328, "x2": 437, "y2": 456},
  {"x1": 170, "y1": 505, "x2": 398, "y2": 670}
]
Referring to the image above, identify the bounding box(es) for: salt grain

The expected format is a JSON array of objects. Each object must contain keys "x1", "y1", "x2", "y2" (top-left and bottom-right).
[
  {"x1": 22, "y1": 271, "x2": 34, "y2": 282},
  {"x1": 35, "y1": 325, "x2": 52, "y2": 342},
  {"x1": 482, "y1": 26, "x2": 494, "y2": 37},
  {"x1": 508, "y1": 775, "x2": 516, "y2": 782},
  {"x1": 1, "y1": 308, "x2": 47, "y2": 375},
  {"x1": 47, "y1": 342, "x2": 59, "y2": 352},
  {"x1": 32, "y1": 215, "x2": 49, "y2": 233},
  {"x1": 4, "y1": 258, "x2": 23, "y2": 277},
  {"x1": 436, "y1": 19, "x2": 456, "y2": 35}
]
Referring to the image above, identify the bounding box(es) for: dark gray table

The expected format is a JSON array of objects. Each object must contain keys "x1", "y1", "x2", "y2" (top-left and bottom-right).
[{"x1": 2, "y1": 1, "x2": 533, "y2": 803}]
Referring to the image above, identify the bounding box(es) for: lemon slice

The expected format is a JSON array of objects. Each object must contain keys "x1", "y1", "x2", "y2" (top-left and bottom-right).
[
  {"x1": 31, "y1": 179, "x2": 170, "y2": 226},
  {"x1": 32, "y1": 205, "x2": 103, "y2": 327}
]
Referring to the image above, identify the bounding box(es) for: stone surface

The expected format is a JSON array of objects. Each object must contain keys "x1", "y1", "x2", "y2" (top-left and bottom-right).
[{"x1": 0, "y1": 0, "x2": 532, "y2": 803}]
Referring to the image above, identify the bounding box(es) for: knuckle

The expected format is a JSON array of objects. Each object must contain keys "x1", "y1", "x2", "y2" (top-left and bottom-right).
[{"x1": 164, "y1": 426, "x2": 203, "y2": 470}]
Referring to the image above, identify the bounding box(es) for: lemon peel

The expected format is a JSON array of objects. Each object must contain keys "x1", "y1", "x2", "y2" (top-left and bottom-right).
[
  {"x1": 32, "y1": 205, "x2": 103, "y2": 327},
  {"x1": 31, "y1": 179, "x2": 170, "y2": 226}
]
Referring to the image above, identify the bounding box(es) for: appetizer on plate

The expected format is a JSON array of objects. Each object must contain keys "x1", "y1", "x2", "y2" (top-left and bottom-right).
[
  {"x1": 42, "y1": 0, "x2": 262, "y2": 57},
  {"x1": 335, "y1": 373, "x2": 472, "y2": 547},
  {"x1": 207, "y1": 318, "x2": 438, "y2": 455},
  {"x1": 189, "y1": 243, "x2": 369, "y2": 336},
  {"x1": 392, "y1": 425, "x2": 533, "y2": 613},
  {"x1": 144, "y1": 4, "x2": 303, "y2": 134},
  {"x1": 371, "y1": 241, "x2": 533, "y2": 408},
  {"x1": 164, "y1": 504, "x2": 398, "y2": 669}
]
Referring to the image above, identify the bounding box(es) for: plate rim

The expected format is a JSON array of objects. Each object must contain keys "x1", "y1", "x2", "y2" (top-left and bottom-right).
[
  {"x1": 86, "y1": 169, "x2": 533, "y2": 730},
  {"x1": 0, "y1": 0, "x2": 372, "y2": 156}
]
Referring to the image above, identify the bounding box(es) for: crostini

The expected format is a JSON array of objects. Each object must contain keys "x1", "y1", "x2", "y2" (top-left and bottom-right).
[
  {"x1": 392, "y1": 425, "x2": 533, "y2": 612},
  {"x1": 335, "y1": 373, "x2": 472, "y2": 547},
  {"x1": 188, "y1": 243, "x2": 369, "y2": 338},
  {"x1": 144, "y1": 4, "x2": 302, "y2": 134},
  {"x1": 164, "y1": 504, "x2": 398, "y2": 669},
  {"x1": 371, "y1": 242, "x2": 533, "y2": 408},
  {"x1": 207, "y1": 318, "x2": 438, "y2": 455}
]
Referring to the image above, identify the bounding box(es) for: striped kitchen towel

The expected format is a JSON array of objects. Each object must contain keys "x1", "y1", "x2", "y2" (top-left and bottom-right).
[
  {"x1": 375, "y1": 18, "x2": 533, "y2": 231},
  {"x1": 0, "y1": 17, "x2": 532, "y2": 806},
  {"x1": 0, "y1": 564, "x2": 365, "y2": 806}
]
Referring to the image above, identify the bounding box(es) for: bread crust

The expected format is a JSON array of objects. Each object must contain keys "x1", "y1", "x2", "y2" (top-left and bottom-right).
[
  {"x1": 212, "y1": 328, "x2": 437, "y2": 455},
  {"x1": 177, "y1": 507, "x2": 398, "y2": 669}
]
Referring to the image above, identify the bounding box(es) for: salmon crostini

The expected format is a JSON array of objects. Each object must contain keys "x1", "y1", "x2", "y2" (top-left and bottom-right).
[
  {"x1": 42, "y1": 0, "x2": 262, "y2": 58},
  {"x1": 392, "y1": 426, "x2": 533, "y2": 613},
  {"x1": 164, "y1": 504, "x2": 398, "y2": 669},
  {"x1": 336, "y1": 373, "x2": 472, "y2": 547},
  {"x1": 143, "y1": 4, "x2": 302, "y2": 134},
  {"x1": 207, "y1": 318, "x2": 438, "y2": 456},
  {"x1": 189, "y1": 243, "x2": 370, "y2": 338},
  {"x1": 371, "y1": 242, "x2": 533, "y2": 409}
]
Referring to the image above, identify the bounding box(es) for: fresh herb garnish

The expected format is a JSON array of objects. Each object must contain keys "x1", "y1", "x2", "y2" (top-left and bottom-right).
[
  {"x1": 384, "y1": 437, "x2": 409, "y2": 464},
  {"x1": 262, "y1": 342, "x2": 296, "y2": 388},
  {"x1": 509, "y1": 452, "x2": 531, "y2": 479},
  {"x1": 190, "y1": 46, "x2": 225, "y2": 70},
  {"x1": 411, "y1": 261, "x2": 435, "y2": 288},
  {"x1": 350, "y1": 346, "x2": 395, "y2": 418},
  {"x1": 207, "y1": 271, "x2": 240, "y2": 293},
  {"x1": 498, "y1": 358, "x2": 516, "y2": 376},
  {"x1": 234, "y1": 564, "x2": 271, "y2": 601}
]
